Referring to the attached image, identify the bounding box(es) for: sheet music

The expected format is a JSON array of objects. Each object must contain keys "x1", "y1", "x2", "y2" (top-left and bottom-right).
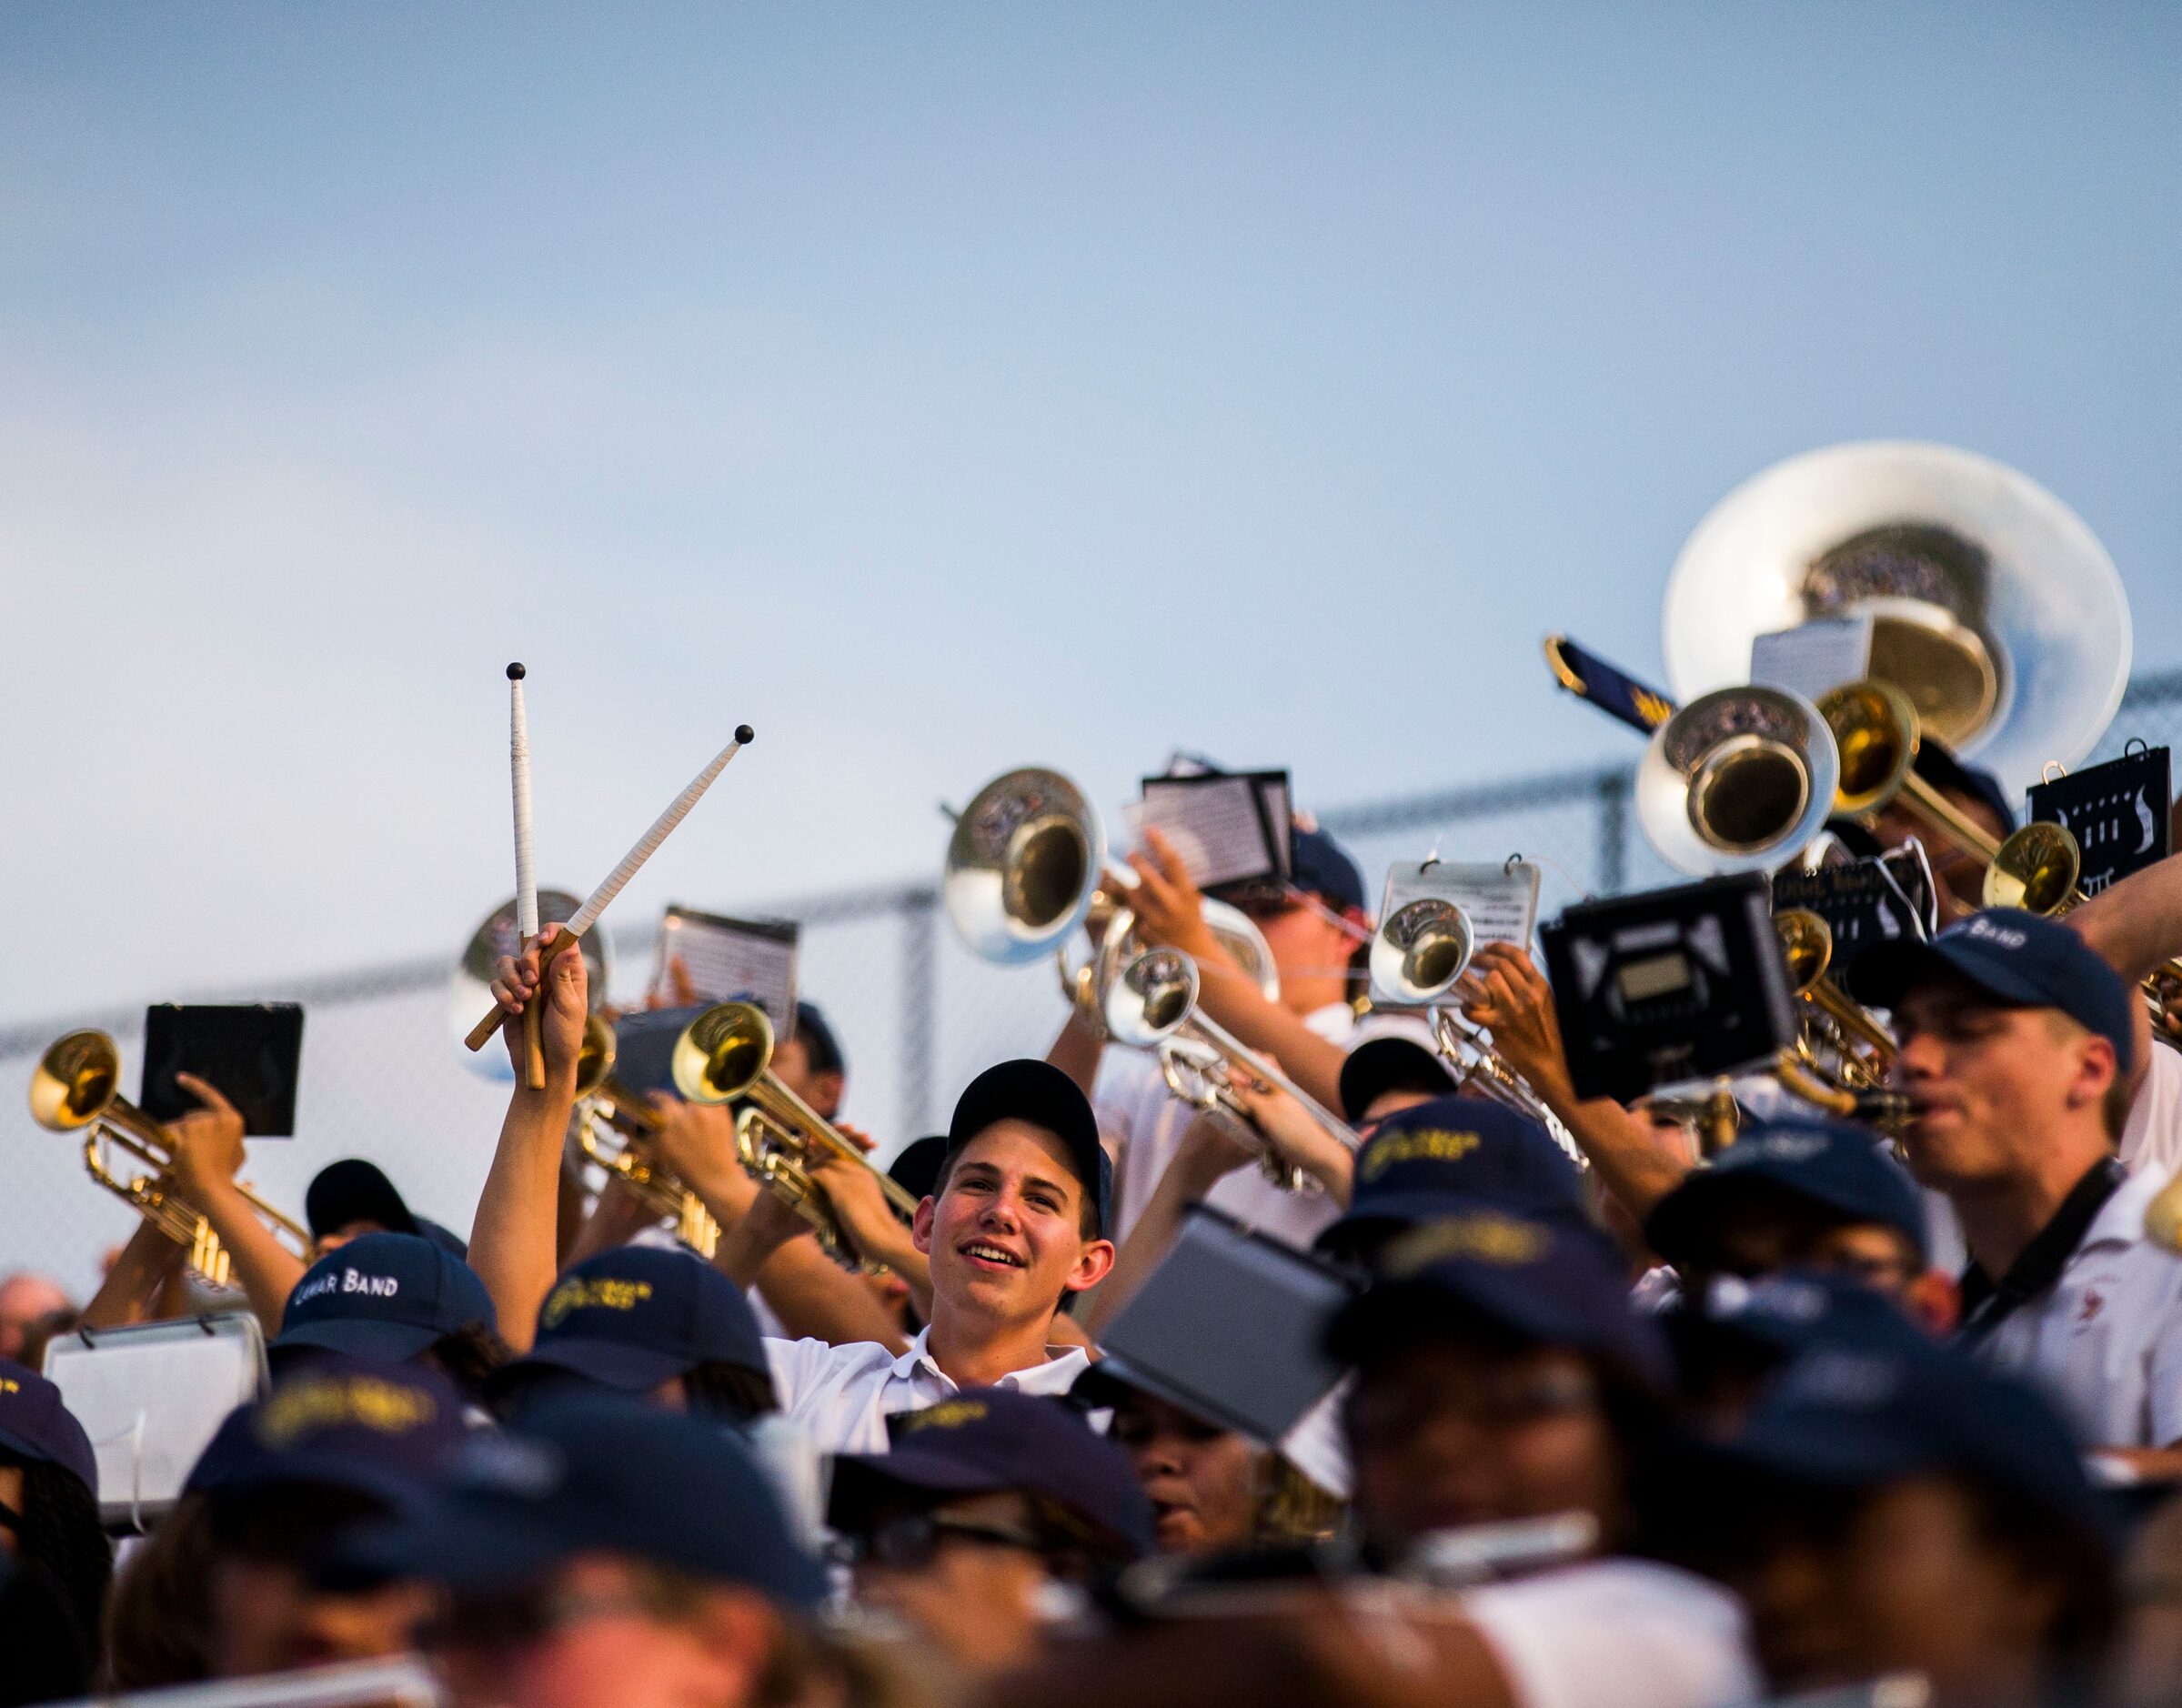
[
  {"x1": 1381, "y1": 859, "x2": 1541, "y2": 952},
  {"x1": 653, "y1": 907, "x2": 799, "y2": 1036},
  {"x1": 1751, "y1": 615, "x2": 1874, "y2": 703},
  {"x1": 1129, "y1": 775, "x2": 1281, "y2": 888},
  {"x1": 1254, "y1": 774, "x2": 1294, "y2": 878}
]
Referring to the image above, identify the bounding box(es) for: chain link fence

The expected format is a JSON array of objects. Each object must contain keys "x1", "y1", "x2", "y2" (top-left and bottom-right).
[{"x1": 7, "y1": 669, "x2": 2179, "y2": 1299}]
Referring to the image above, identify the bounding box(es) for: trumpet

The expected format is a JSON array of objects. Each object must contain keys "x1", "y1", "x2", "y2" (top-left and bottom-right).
[
  {"x1": 674, "y1": 1002, "x2": 921, "y2": 1266},
  {"x1": 1772, "y1": 909, "x2": 1899, "y2": 1092},
  {"x1": 28, "y1": 1030, "x2": 311, "y2": 1287},
  {"x1": 571, "y1": 1016, "x2": 722, "y2": 1259},
  {"x1": 1367, "y1": 899, "x2": 1577, "y2": 1150},
  {"x1": 1102, "y1": 946, "x2": 1357, "y2": 1191}
]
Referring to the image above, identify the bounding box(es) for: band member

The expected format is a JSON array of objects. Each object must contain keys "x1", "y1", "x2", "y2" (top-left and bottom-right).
[
  {"x1": 0, "y1": 1361, "x2": 105, "y2": 1702},
  {"x1": 348, "y1": 1398, "x2": 828, "y2": 1708},
  {"x1": 775, "y1": 1000, "x2": 848, "y2": 1120},
  {"x1": 726, "y1": 1060, "x2": 1115, "y2": 1452},
  {"x1": 271, "y1": 1233, "x2": 509, "y2": 1404},
  {"x1": 306, "y1": 1159, "x2": 468, "y2": 1260},
  {"x1": 826, "y1": 1391, "x2": 1151, "y2": 1678},
  {"x1": 1851, "y1": 909, "x2": 2182, "y2": 1462},
  {"x1": 1641, "y1": 1117, "x2": 1954, "y2": 1329},
  {"x1": 488, "y1": 1245, "x2": 777, "y2": 1422},
  {"x1": 0, "y1": 1274, "x2": 74, "y2": 1369},
  {"x1": 1869, "y1": 743, "x2": 2016, "y2": 925}
]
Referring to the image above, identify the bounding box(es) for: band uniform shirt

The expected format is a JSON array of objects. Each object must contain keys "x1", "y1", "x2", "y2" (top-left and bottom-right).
[
  {"x1": 1459, "y1": 1558, "x2": 1760, "y2": 1708},
  {"x1": 1096, "y1": 1001, "x2": 1355, "y2": 1251},
  {"x1": 763, "y1": 1325, "x2": 1091, "y2": 1454},
  {"x1": 2122, "y1": 1040, "x2": 2182, "y2": 1183},
  {"x1": 1966, "y1": 1162, "x2": 2182, "y2": 1449}
]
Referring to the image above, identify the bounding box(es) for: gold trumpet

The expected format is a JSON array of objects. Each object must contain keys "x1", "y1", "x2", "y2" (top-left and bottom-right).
[
  {"x1": 673, "y1": 1002, "x2": 921, "y2": 1265},
  {"x1": 1821, "y1": 678, "x2": 2010, "y2": 865},
  {"x1": 29, "y1": 1030, "x2": 311, "y2": 1287},
  {"x1": 571, "y1": 1016, "x2": 721, "y2": 1259},
  {"x1": 1772, "y1": 909, "x2": 1899, "y2": 1090}
]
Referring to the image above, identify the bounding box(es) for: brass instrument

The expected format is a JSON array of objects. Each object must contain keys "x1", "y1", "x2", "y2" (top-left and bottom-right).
[
  {"x1": 674, "y1": 1002, "x2": 920, "y2": 1264},
  {"x1": 1661, "y1": 440, "x2": 2129, "y2": 791},
  {"x1": 1636, "y1": 686, "x2": 1841, "y2": 876},
  {"x1": 29, "y1": 1030, "x2": 310, "y2": 1286},
  {"x1": 1821, "y1": 678, "x2": 2012, "y2": 863},
  {"x1": 1772, "y1": 909, "x2": 1899, "y2": 1091},
  {"x1": 1366, "y1": 897, "x2": 1572, "y2": 1143},
  {"x1": 571, "y1": 1016, "x2": 721, "y2": 1258},
  {"x1": 1102, "y1": 946, "x2": 1357, "y2": 1191}
]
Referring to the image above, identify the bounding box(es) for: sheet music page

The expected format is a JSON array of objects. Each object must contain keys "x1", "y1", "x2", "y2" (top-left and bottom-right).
[
  {"x1": 1750, "y1": 615, "x2": 1873, "y2": 702},
  {"x1": 1253, "y1": 774, "x2": 1294, "y2": 878},
  {"x1": 1128, "y1": 775, "x2": 1280, "y2": 887},
  {"x1": 653, "y1": 908, "x2": 799, "y2": 1036},
  {"x1": 1381, "y1": 860, "x2": 1541, "y2": 951}
]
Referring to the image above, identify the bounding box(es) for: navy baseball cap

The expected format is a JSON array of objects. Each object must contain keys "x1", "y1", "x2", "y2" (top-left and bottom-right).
[
  {"x1": 1712, "y1": 1340, "x2": 2107, "y2": 1545},
  {"x1": 275, "y1": 1232, "x2": 498, "y2": 1362},
  {"x1": 946, "y1": 1060, "x2": 1113, "y2": 1237},
  {"x1": 1327, "y1": 1209, "x2": 1670, "y2": 1392},
  {"x1": 1913, "y1": 741, "x2": 2017, "y2": 839},
  {"x1": 888, "y1": 1135, "x2": 949, "y2": 1205},
  {"x1": 186, "y1": 1357, "x2": 466, "y2": 1510},
  {"x1": 344, "y1": 1396, "x2": 824, "y2": 1607},
  {"x1": 828, "y1": 1389, "x2": 1153, "y2": 1562},
  {"x1": 1316, "y1": 1095, "x2": 1589, "y2": 1261},
  {"x1": 306, "y1": 1160, "x2": 418, "y2": 1241},
  {"x1": 496, "y1": 1246, "x2": 766, "y2": 1397},
  {"x1": 1849, "y1": 907, "x2": 2135, "y2": 1078},
  {"x1": 0, "y1": 1359, "x2": 96, "y2": 1497},
  {"x1": 1292, "y1": 826, "x2": 1367, "y2": 915},
  {"x1": 1337, "y1": 1033, "x2": 1456, "y2": 1125},
  {"x1": 1643, "y1": 1117, "x2": 1927, "y2": 1268}
]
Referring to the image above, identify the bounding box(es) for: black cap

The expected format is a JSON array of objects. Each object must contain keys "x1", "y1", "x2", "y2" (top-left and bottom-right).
[
  {"x1": 792, "y1": 1000, "x2": 845, "y2": 1079},
  {"x1": 888, "y1": 1135, "x2": 950, "y2": 1205},
  {"x1": 186, "y1": 1356, "x2": 466, "y2": 1510},
  {"x1": 946, "y1": 1060, "x2": 1112, "y2": 1236},
  {"x1": 1644, "y1": 1118, "x2": 1927, "y2": 1269},
  {"x1": 1912, "y1": 741, "x2": 2016, "y2": 838},
  {"x1": 1337, "y1": 1034, "x2": 1457, "y2": 1125},
  {"x1": 307, "y1": 1160, "x2": 419, "y2": 1242}
]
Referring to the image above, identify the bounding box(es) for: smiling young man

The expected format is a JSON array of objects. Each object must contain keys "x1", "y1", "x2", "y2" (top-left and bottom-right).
[
  {"x1": 1850, "y1": 908, "x2": 2182, "y2": 1464},
  {"x1": 724, "y1": 1059, "x2": 1117, "y2": 1453}
]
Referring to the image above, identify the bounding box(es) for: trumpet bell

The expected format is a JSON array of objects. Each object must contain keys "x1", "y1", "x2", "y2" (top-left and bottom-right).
[
  {"x1": 1084, "y1": 897, "x2": 1282, "y2": 1020},
  {"x1": 1636, "y1": 686, "x2": 1839, "y2": 875},
  {"x1": 1102, "y1": 948, "x2": 1199, "y2": 1050},
  {"x1": 448, "y1": 889, "x2": 612, "y2": 1079},
  {"x1": 672, "y1": 1002, "x2": 773, "y2": 1105},
  {"x1": 1662, "y1": 441, "x2": 2129, "y2": 792},
  {"x1": 944, "y1": 769, "x2": 1105, "y2": 965},
  {"x1": 1772, "y1": 909, "x2": 1834, "y2": 994},
  {"x1": 1819, "y1": 678, "x2": 1920, "y2": 816},
  {"x1": 1984, "y1": 820, "x2": 2083, "y2": 915},
  {"x1": 1370, "y1": 899, "x2": 1476, "y2": 1006},
  {"x1": 29, "y1": 1030, "x2": 121, "y2": 1132}
]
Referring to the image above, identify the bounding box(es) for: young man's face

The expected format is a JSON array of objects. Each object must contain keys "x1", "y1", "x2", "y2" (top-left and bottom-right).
[
  {"x1": 913, "y1": 1121, "x2": 1113, "y2": 1325},
  {"x1": 769, "y1": 1037, "x2": 843, "y2": 1121},
  {"x1": 850, "y1": 1489, "x2": 1056, "y2": 1678},
  {"x1": 1690, "y1": 1188, "x2": 1923, "y2": 1304},
  {"x1": 1891, "y1": 980, "x2": 2116, "y2": 1191},
  {"x1": 1241, "y1": 895, "x2": 1362, "y2": 1018}
]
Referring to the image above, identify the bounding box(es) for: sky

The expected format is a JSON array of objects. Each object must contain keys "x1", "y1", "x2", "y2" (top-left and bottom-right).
[{"x1": 4, "y1": 2, "x2": 2179, "y2": 1025}]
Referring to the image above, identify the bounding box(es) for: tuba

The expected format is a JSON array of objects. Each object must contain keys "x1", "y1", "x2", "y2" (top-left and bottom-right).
[
  {"x1": 1101, "y1": 947, "x2": 1357, "y2": 1191},
  {"x1": 29, "y1": 1030, "x2": 311, "y2": 1286},
  {"x1": 674, "y1": 1002, "x2": 921, "y2": 1266},
  {"x1": 570, "y1": 1015, "x2": 721, "y2": 1258}
]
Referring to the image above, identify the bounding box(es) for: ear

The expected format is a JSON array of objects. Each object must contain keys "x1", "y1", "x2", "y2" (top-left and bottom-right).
[
  {"x1": 2068, "y1": 1032, "x2": 2119, "y2": 1114},
  {"x1": 1065, "y1": 1237, "x2": 1117, "y2": 1293},
  {"x1": 690, "y1": 1589, "x2": 779, "y2": 1704},
  {"x1": 911, "y1": 1195, "x2": 936, "y2": 1257}
]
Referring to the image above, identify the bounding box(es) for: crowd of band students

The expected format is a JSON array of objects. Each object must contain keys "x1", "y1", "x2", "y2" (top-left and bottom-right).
[{"x1": 6, "y1": 758, "x2": 2182, "y2": 1708}]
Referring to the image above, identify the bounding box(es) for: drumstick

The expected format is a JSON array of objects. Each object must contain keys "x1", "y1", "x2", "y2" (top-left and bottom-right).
[
  {"x1": 508, "y1": 663, "x2": 546, "y2": 1089},
  {"x1": 464, "y1": 723, "x2": 757, "y2": 1053}
]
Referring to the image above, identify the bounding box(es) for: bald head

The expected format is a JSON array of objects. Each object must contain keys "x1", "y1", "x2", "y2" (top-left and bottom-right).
[{"x1": 0, "y1": 1272, "x2": 73, "y2": 1362}]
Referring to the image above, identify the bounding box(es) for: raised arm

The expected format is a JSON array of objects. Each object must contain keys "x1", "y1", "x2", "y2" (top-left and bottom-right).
[
  {"x1": 79, "y1": 1219, "x2": 189, "y2": 1331},
  {"x1": 469, "y1": 923, "x2": 588, "y2": 1353},
  {"x1": 1454, "y1": 943, "x2": 1697, "y2": 1221},
  {"x1": 2066, "y1": 847, "x2": 2182, "y2": 1085},
  {"x1": 164, "y1": 1074, "x2": 307, "y2": 1334}
]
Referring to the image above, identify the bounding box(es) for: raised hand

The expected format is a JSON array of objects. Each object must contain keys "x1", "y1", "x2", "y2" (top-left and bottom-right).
[
  {"x1": 491, "y1": 922, "x2": 590, "y2": 1082},
  {"x1": 166, "y1": 1072, "x2": 246, "y2": 1201},
  {"x1": 1450, "y1": 941, "x2": 1574, "y2": 1103},
  {"x1": 1124, "y1": 828, "x2": 1224, "y2": 967}
]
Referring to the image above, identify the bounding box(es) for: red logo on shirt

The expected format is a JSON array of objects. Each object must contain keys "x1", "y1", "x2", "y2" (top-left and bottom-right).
[{"x1": 2077, "y1": 1289, "x2": 2106, "y2": 1326}]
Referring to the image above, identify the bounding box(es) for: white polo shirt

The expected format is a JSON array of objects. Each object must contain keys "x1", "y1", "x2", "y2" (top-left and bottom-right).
[
  {"x1": 764, "y1": 1326, "x2": 1091, "y2": 1454},
  {"x1": 1968, "y1": 1163, "x2": 2182, "y2": 1449},
  {"x1": 1461, "y1": 1558, "x2": 1759, "y2": 1708},
  {"x1": 1096, "y1": 1001, "x2": 1355, "y2": 1251},
  {"x1": 2122, "y1": 1042, "x2": 2182, "y2": 1182}
]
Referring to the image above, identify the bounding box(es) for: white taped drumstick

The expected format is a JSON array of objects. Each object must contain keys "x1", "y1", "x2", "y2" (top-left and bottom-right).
[
  {"x1": 508, "y1": 664, "x2": 545, "y2": 1087},
  {"x1": 464, "y1": 723, "x2": 757, "y2": 1052}
]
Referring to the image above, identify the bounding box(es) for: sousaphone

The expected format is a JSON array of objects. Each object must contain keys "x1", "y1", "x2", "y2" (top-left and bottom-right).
[{"x1": 1661, "y1": 441, "x2": 2129, "y2": 794}]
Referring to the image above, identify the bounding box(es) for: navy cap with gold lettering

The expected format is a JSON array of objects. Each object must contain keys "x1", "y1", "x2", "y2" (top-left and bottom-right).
[
  {"x1": 496, "y1": 1245, "x2": 766, "y2": 1398},
  {"x1": 186, "y1": 1355, "x2": 466, "y2": 1509}
]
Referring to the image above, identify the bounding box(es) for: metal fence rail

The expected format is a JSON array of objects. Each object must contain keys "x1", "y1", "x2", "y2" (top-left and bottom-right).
[{"x1": 7, "y1": 673, "x2": 2179, "y2": 1297}]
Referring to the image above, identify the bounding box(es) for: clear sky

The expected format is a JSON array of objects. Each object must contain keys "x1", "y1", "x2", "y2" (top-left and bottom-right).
[{"x1": 4, "y1": 2, "x2": 2178, "y2": 1024}]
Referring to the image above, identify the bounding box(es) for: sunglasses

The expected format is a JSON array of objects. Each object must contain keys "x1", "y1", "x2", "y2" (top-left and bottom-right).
[
  {"x1": 829, "y1": 1512, "x2": 1051, "y2": 1571},
  {"x1": 421, "y1": 1572, "x2": 705, "y2": 1653}
]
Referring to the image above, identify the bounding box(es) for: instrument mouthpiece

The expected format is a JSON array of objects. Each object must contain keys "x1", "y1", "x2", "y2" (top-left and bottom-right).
[
  {"x1": 735, "y1": 724, "x2": 756, "y2": 745},
  {"x1": 507, "y1": 661, "x2": 526, "y2": 679}
]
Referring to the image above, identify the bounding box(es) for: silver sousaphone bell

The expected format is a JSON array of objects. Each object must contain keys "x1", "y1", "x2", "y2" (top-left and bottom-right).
[
  {"x1": 1635, "y1": 685, "x2": 1840, "y2": 876},
  {"x1": 448, "y1": 889, "x2": 615, "y2": 1079},
  {"x1": 1661, "y1": 441, "x2": 2129, "y2": 793}
]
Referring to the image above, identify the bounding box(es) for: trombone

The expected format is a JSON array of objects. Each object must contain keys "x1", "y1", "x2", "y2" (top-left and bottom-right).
[
  {"x1": 673, "y1": 1002, "x2": 922, "y2": 1266},
  {"x1": 1367, "y1": 898, "x2": 1579, "y2": 1153},
  {"x1": 1102, "y1": 946, "x2": 1357, "y2": 1191},
  {"x1": 28, "y1": 1030, "x2": 311, "y2": 1287},
  {"x1": 571, "y1": 1015, "x2": 722, "y2": 1259}
]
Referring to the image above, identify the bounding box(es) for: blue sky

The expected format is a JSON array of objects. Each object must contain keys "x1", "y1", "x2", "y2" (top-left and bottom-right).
[{"x1": 3, "y1": 3, "x2": 2178, "y2": 1022}]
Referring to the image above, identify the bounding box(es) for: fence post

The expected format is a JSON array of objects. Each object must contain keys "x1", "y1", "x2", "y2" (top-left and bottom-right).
[
  {"x1": 1596, "y1": 769, "x2": 1631, "y2": 895},
  {"x1": 899, "y1": 886, "x2": 940, "y2": 1140}
]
